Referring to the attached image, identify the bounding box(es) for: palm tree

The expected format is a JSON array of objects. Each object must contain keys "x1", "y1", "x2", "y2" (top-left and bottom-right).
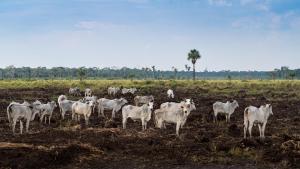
[
  {"x1": 187, "y1": 49, "x2": 201, "y2": 80},
  {"x1": 172, "y1": 66, "x2": 178, "y2": 79}
]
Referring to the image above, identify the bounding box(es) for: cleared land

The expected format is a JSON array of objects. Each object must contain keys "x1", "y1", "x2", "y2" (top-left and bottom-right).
[{"x1": 0, "y1": 80, "x2": 299, "y2": 169}]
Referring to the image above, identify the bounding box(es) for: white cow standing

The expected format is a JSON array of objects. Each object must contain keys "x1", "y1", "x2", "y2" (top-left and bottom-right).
[
  {"x1": 134, "y1": 95, "x2": 154, "y2": 106},
  {"x1": 108, "y1": 87, "x2": 120, "y2": 96},
  {"x1": 69, "y1": 87, "x2": 81, "y2": 96},
  {"x1": 7, "y1": 101, "x2": 33, "y2": 134},
  {"x1": 167, "y1": 89, "x2": 174, "y2": 99},
  {"x1": 98, "y1": 98, "x2": 128, "y2": 118},
  {"x1": 122, "y1": 102, "x2": 154, "y2": 131},
  {"x1": 39, "y1": 101, "x2": 57, "y2": 124},
  {"x1": 244, "y1": 104, "x2": 273, "y2": 139},
  {"x1": 58, "y1": 95, "x2": 76, "y2": 119},
  {"x1": 85, "y1": 88, "x2": 92, "y2": 97},
  {"x1": 155, "y1": 99, "x2": 195, "y2": 136},
  {"x1": 213, "y1": 100, "x2": 239, "y2": 123},
  {"x1": 72, "y1": 101, "x2": 95, "y2": 125}
]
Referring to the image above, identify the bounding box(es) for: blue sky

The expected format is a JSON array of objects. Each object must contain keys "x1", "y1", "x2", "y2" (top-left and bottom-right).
[{"x1": 0, "y1": 0, "x2": 299, "y2": 71}]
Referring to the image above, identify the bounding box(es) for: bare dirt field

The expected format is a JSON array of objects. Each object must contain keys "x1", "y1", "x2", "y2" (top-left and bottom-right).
[{"x1": 0, "y1": 84, "x2": 299, "y2": 169}]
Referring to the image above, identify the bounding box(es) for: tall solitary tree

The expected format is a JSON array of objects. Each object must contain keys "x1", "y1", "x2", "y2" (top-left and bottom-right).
[{"x1": 187, "y1": 49, "x2": 201, "y2": 80}]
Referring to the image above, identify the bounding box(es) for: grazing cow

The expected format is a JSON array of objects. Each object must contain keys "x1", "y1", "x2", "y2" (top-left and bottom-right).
[
  {"x1": 122, "y1": 102, "x2": 154, "y2": 130},
  {"x1": 155, "y1": 100, "x2": 194, "y2": 136},
  {"x1": 97, "y1": 98, "x2": 128, "y2": 118},
  {"x1": 72, "y1": 101, "x2": 95, "y2": 125},
  {"x1": 167, "y1": 89, "x2": 174, "y2": 99},
  {"x1": 213, "y1": 100, "x2": 239, "y2": 123},
  {"x1": 58, "y1": 95, "x2": 76, "y2": 119},
  {"x1": 134, "y1": 95, "x2": 154, "y2": 106},
  {"x1": 7, "y1": 101, "x2": 33, "y2": 134},
  {"x1": 244, "y1": 104, "x2": 273, "y2": 139},
  {"x1": 108, "y1": 87, "x2": 120, "y2": 96},
  {"x1": 39, "y1": 101, "x2": 57, "y2": 124},
  {"x1": 85, "y1": 88, "x2": 92, "y2": 97},
  {"x1": 69, "y1": 87, "x2": 81, "y2": 96}
]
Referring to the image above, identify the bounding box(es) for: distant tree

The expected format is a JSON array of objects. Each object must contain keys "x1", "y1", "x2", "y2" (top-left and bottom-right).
[
  {"x1": 289, "y1": 71, "x2": 296, "y2": 80},
  {"x1": 187, "y1": 49, "x2": 201, "y2": 80},
  {"x1": 281, "y1": 66, "x2": 289, "y2": 79},
  {"x1": 77, "y1": 67, "x2": 86, "y2": 81},
  {"x1": 269, "y1": 70, "x2": 277, "y2": 80},
  {"x1": 172, "y1": 66, "x2": 178, "y2": 79},
  {"x1": 185, "y1": 64, "x2": 191, "y2": 72},
  {"x1": 151, "y1": 65, "x2": 156, "y2": 79}
]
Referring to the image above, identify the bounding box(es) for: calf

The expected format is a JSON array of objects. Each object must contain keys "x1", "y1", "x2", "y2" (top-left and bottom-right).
[
  {"x1": 122, "y1": 102, "x2": 153, "y2": 130},
  {"x1": 85, "y1": 88, "x2": 92, "y2": 97},
  {"x1": 244, "y1": 104, "x2": 273, "y2": 139},
  {"x1": 39, "y1": 101, "x2": 57, "y2": 124},
  {"x1": 213, "y1": 100, "x2": 239, "y2": 123},
  {"x1": 167, "y1": 89, "x2": 174, "y2": 99},
  {"x1": 98, "y1": 98, "x2": 128, "y2": 118}
]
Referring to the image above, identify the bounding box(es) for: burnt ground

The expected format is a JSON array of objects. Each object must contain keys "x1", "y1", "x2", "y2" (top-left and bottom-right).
[{"x1": 0, "y1": 87, "x2": 299, "y2": 169}]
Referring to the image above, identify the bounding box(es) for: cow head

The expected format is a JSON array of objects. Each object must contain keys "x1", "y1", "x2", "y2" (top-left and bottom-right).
[
  {"x1": 148, "y1": 101, "x2": 154, "y2": 111},
  {"x1": 266, "y1": 104, "x2": 273, "y2": 115},
  {"x1": 232, "y1": 100, "x2": 239, "y2": 108}
]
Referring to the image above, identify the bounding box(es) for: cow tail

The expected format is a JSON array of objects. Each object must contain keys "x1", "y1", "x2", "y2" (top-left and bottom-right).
[
  {"x1": 244, "y1": 107, "x2": 249, "y2": 127},
  {"x1": 7, "y1": 103, "x2": 14, "y2": 124}
]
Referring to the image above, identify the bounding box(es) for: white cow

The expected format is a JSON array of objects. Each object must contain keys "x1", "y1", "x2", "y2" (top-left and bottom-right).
[
  {"x1": 58, "y1": 95, "x2": 76, "y2": 119},
  {"x1": 7, "y1": 101, "x2": 33, "y2": 134},
  {"x1": 72, "y1": 101, "x2": 95, "y2": 125},
  {"x1": 83, "y1": 96, "x2": 98, "y2": 113},
  {"x1": 134, "y1": 95, "x2": 154, "y2": 106},
  {"x1": 155, "y1": 100, "x2": 194, "y2": 136},
  {"x1": 122, "y1": 88, "x2": 137, "y2": 95},
  {"x1": 244, "y1": 104, "x2": 273, "y2": 139},
  {"x1": 97, "y1": 98, "x2": 128, "y2": 118},
  {"x1": 58, "y1": 95, "x2": 67, "y2": 113},
  {"x1": 122, "y1": 102, "x2": 154, "y2": 130},
  {"x1": 69, "y1": 87, "x2": 81, "y2": 96},
  {"x1": 85, "y1": 88, "x2": 92, "y2": 97},
  {"x1": 160, "y1": 99, "x2": 196, "y2": 111},
  {"x1": 213, "y1": 100, "x2": 239, "y2": 123},
  {"x1": 39, "y1": 101, "x2": 57, "y2": 124},
  {"x1": 108, "y1": 87, "x2": 120, "y2": 96},
  {"x1": 167, "y1": 89, "x2": 174, "y2": 99}
]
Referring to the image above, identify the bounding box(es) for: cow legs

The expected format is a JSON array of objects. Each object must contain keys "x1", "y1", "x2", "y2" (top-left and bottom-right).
[
  {"x1": 244, "y1": 120, "x2": 248, "y2": 139},
  {"x1": 228, "y1": 114, "x2": 231, "y2": 123},
  {"x1": 213, "y1": 112, "x2": 218, "y2": 123},
  {"x1": 122, "y1": 118, "x2": 127, "y2": 129},
  {"x1": 84, "y1": 115, "x2": 89, "y2": 125},
  {"x1": 176, "y1": 121, "x2": 181, "y2": 136},
  {"x1": 49, "y1": 114, "x2": 52, "y2": 124},
  {"x1": 62, "y1": 110, "x2": 66, "y2": 120},
  {"x1": 258, "y1": 124, "x2": 262, "y2": 138},
  {"x1": 26, "y1": 118, "x2": 30, "y2": 133},
  {"x1": 262, "y1": 122, "x2": 267, "y2": 139},
  {"x1": 248, "y1": 122, "x2": 253, "y2": 139},
  {"x1": 112, "y1": 109, "x2": 116, "y2": 119},
  {"x1": 20, "y1": 121, "x2": 23, "y2": 134},
  {"x1": 12, "y1": 119, "x2": 17, "y2": 135}
]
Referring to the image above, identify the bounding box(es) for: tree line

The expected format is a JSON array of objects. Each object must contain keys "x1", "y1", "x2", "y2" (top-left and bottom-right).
[{"x1": 0, "y1": 65, "x2": 298, "y2": 80}]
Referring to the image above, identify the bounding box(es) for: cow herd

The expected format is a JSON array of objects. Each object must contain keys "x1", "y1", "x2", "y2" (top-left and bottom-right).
[{"x1": 6, "y1": 87, "x2": 273, "y2": 139}]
